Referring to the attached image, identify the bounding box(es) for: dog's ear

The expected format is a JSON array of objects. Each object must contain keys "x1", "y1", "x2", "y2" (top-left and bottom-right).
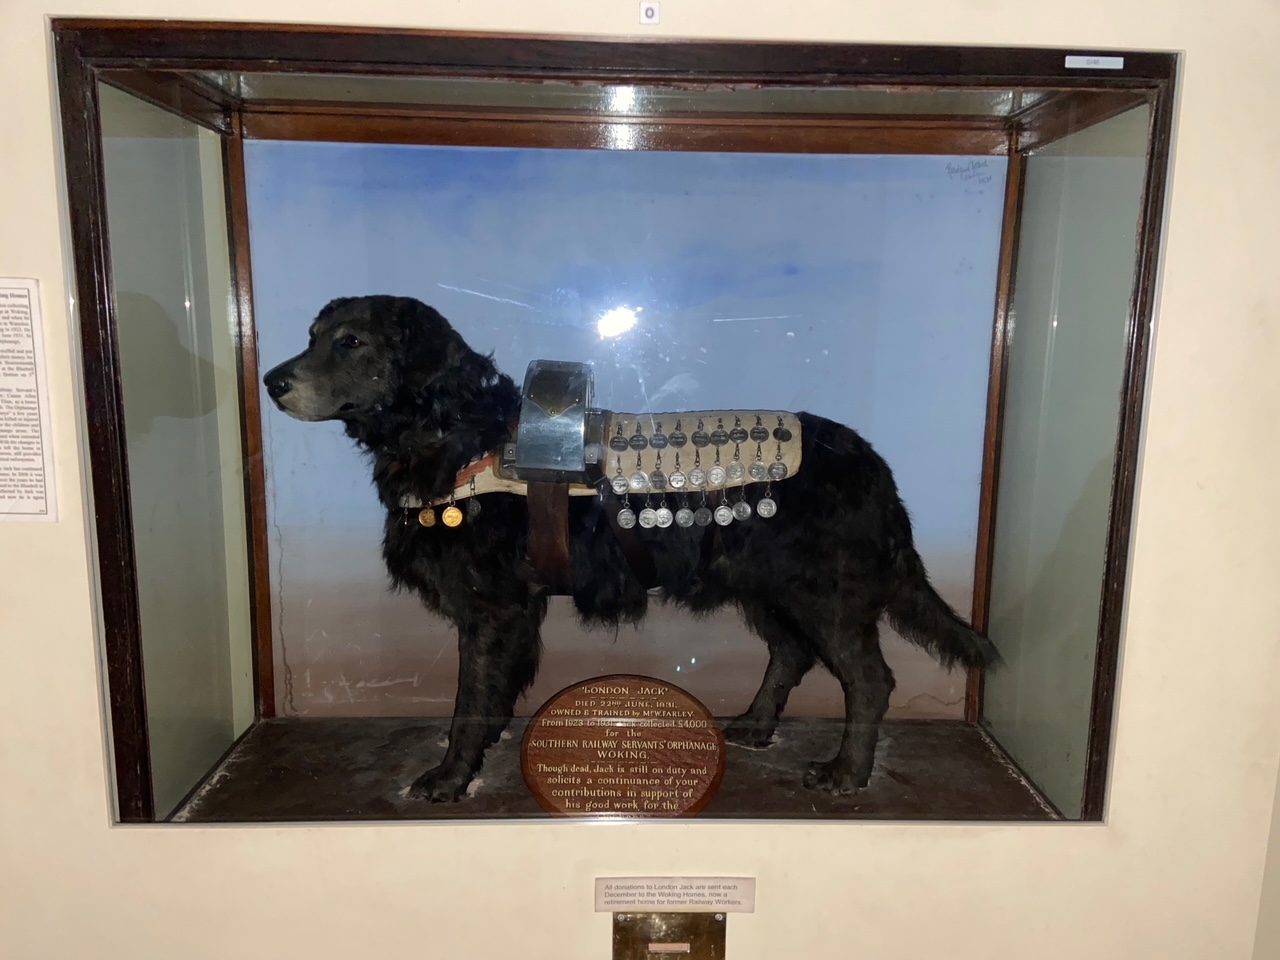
[
  {"x1": 392, "y1": 298, "x2": 497, "y2": 396},
  {"x1": 317, "y1": 296, "x2": 358, "y2": 318}
]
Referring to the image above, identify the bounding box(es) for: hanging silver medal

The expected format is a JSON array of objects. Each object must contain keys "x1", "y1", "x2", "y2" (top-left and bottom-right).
[
  {"x1": 768, "y1": 418, "x2": 790, "y2": 480},
  {"x1": 629, "y1": 446, "x2": 649, "y2": 492},
  {"x1": 768, "y1": 440, "x2": 789, "y2": 481},
  {"x1": 708, "y1": 447, "x2": 727, "y2": 487},
  {"x1": 655, "y1": 502, "x2": 673, "y2": 528},
  {"x1": 649, "y1": 449, "x2": 667, "y2": 492},
  {"x1": 688, "y1": 448, "x2": 706, "y2": 488},
  {"x1": 757, "y1": 481, "x2": 777, "y2": 519},
  {"x1": 694, "y1": 488, "x2": 713, "y2": 526},
  {"x1": 638, "y1": 483, "x2": 658, "y2": 527},
  {"x1": 732, "y1": 486, "x2": 753, "y2": 522},
  {"x1": 714, "y1": 492, "x2": 735, "y2": 526},
  {"x1": 611, "y1": 456, "x2": 630, "y2": 496},
  {"x1": 617, "y1": 503, "x2": 637, "y2": 528},
  {"x1": 691, "y1": 417, "x2": 710, "y2": 450},
  {"x1": 675, "y1": 495, "x2": 695, "y2": 528},
  {"x1": 653, "y1": 449, "x2": 673, "y2": 528},
  {"x1": 629, "y1": 421, "x2": 649, "y2": 451},
  {"x1": 668, "y1": 420, "x2": 688, "y2": 449},
  {"x1": 710, "y1": 417, "x2": 730, "y2": 448},
  {"x1": 726, "y1": 442, "x2": 746, "y2": 483},
  {"x1": 668, "y1": 451, "x2": 687, "y2": 490},
  {"x1": 649, "y1": 420, "x2": 668, "y2": 450},
  {"x1": 757, "y1": 417, "x2": 785, "y2": 516}
]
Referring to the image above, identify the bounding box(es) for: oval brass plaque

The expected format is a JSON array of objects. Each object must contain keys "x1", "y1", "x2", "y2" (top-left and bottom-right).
[{"x1": 521, "y1": 675, "x2": 726, "y2": 818}]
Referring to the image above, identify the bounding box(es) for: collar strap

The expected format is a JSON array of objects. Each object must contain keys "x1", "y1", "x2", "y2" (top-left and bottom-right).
[{"x1": 397, "y1": 452, "x2": 597, "y2": 510}]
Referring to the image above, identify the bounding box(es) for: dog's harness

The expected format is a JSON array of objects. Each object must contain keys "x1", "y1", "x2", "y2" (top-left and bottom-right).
[{"x1": 398, "y1": 360, "x2": 803, "y2": 594}]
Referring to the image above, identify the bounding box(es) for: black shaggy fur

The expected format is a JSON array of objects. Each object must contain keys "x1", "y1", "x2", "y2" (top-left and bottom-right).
[{"x1": 263, "y1": 295, "x2": 999, "y2": 802}]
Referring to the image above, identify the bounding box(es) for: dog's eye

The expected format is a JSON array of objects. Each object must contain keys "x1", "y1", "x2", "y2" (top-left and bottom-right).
[{"x1": 338, "y1": 334, "x2": 364, "y2": 350}]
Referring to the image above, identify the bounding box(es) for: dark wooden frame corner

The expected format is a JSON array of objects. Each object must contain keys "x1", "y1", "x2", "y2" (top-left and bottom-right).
[
  {"x1": 222, "y1": 118, "x2": 277, "y2": 720},
  {"x1": 54, "y1": 29, "x2": 155, "y2": 822}
]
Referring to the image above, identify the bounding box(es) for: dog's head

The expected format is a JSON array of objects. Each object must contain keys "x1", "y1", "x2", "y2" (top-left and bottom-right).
[{"x1": 263, "y1": 296, "x2": 473, "y2": 423}]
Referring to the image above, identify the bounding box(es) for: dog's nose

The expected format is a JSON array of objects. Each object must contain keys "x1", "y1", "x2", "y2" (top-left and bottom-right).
[{"x1": 264, "y1": 370, "x2": 293, "y2": 400}]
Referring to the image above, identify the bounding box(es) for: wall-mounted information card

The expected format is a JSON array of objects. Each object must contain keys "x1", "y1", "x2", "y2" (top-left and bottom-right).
[{"x1": 0, "y1": 279, "x2": 56, "y2": 522}]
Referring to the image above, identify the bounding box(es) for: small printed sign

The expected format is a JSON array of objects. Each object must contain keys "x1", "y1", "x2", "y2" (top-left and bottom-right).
[{"x1": 596, "y1": 877, "x2": 757, "y2": 913}]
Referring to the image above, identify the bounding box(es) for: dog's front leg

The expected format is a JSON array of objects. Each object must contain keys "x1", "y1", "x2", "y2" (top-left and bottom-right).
[{"x1": 408, "y1": 608, "x2": 542, "y2": 802}]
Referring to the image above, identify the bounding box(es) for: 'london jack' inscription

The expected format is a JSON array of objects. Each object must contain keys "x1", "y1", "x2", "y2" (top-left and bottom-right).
[{"x1": 520, "y1": 675, "x2": 726, "y2": 817}]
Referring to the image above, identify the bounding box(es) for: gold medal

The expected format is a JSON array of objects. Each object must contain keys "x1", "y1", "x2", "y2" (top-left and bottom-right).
[
  {"x1": 418, "y1": 508, "x2": 436, "y2": 527},
  {"x1": 442, "y1": 504, "x2": 464, "y2": 527}
]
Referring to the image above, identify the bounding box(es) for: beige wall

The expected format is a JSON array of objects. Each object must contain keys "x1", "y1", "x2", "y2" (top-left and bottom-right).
[{"x1": 2, "y1": 4, "x2": 1279, "y2": 960}]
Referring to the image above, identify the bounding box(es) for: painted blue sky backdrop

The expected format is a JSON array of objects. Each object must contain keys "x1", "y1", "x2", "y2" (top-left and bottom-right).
[{"x1": 247, "y1": 142, "x2": 1005, "y2": 555}]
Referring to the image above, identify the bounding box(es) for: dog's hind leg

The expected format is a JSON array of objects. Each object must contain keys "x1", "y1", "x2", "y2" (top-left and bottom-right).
[
  {"x1": 408, "y1": 605, "x2": 543, "y2": 802},
  {"x1": 802, "y1": 621, "x2": 895, "y2": 795},
  {"x1": 723, "y1": 603, "x2": 816, "y2": 749}
]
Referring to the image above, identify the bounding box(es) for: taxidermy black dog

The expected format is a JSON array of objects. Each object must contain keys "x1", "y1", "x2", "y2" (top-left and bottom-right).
[{"x1": 263, "y1": 295, "x2": 999, "y2": 802}]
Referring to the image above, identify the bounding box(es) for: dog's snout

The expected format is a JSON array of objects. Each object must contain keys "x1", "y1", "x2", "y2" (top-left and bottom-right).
[{"x1": 264, "y1": 369, "x2": 293, "y2": 400}]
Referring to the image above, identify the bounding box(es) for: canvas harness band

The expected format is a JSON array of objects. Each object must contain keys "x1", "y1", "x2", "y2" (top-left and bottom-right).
[{"x1": 398, "y1": 361, "x2": 802, "y2": 594}]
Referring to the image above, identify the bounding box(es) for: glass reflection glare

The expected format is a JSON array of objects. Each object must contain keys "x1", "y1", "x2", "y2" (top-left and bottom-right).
[
  {"x1": 597, "y1": 305, "x2": 640, "y2": 338},
  {"x1": 608, "y1": 85, "x2": 637, "y2": 113},
  {"x1": 608, "y1": 124, "x2": 637, "y2": 150}
]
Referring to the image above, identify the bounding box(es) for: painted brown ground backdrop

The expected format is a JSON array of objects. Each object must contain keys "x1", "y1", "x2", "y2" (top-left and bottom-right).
[{"x1": 271, "y1": 529, "x2": 975, "y2": 720}]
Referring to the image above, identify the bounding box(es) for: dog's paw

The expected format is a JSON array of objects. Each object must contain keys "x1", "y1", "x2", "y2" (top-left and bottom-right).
[
  {"x1": 802, "y1": 759, "x2": 867, "y2": 796},
  {"x1": 722, "y1": 718, "x2": 777, "y2": 750},
  {"x1": 406, "y1": 765, "x2": 473, "y2": 803}
]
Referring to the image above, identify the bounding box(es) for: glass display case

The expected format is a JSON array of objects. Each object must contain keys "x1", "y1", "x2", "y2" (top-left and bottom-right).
[{"x1": 52, "y1": 20, "x2": 1175, "y2": 823}]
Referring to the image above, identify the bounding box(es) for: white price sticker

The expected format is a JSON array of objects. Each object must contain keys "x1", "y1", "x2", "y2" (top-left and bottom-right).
[{"x1": 1064, "y1": 55, "x2": 1125, "y2": 70}]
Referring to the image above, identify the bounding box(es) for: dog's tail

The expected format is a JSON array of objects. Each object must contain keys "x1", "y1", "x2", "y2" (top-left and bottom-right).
[{"x1": 885, "y1": 534, "x2": 1001, "y2": 671}]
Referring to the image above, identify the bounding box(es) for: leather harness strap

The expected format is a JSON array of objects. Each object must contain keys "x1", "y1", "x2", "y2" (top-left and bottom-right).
[
  {"x1": 453, "y1": 453, "x2": 497, "y2": 490},
  {"x1": 523, "y1": 484, "x2": 662, "y2": 593},
  {"x1": 524, "y1": 481, "x2": 572, "y2": 593}
]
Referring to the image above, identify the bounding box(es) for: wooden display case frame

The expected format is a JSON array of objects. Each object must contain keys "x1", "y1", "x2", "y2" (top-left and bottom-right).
[{"x1": 50, "y1": 19, "x2": 1176, "y2": 823}]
